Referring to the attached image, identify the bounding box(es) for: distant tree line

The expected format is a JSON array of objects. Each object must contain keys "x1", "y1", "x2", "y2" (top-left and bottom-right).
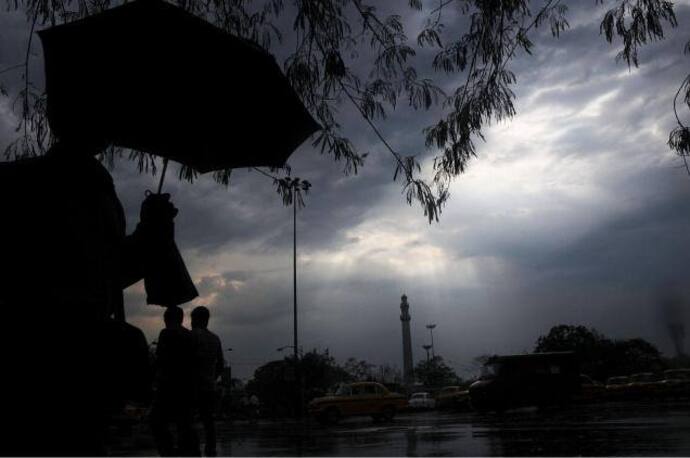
[
  {"x1": 534, "y1": 324, "x2": 679, "y2": 381},
  {"x1": 244, "y1": 350, "x2": 403, "y2": 418}
]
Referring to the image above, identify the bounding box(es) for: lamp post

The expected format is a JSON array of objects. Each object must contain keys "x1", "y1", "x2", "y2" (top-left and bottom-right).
[
  {"x1": 288, "y1": 178, "x2": 310, "y2": 363},
  {"x1": 292, "y1": 184, "x2": 298, "y2": 364},
  {"x1": 426, "y1": 324, "x2": 437, "y2": 358},
  {"x1": 288, "y1": 178, "x2": 310, "y2": 420}
]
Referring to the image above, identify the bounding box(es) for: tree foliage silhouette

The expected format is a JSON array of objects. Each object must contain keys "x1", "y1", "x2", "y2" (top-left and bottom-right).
[
  {"x1": 1, "y1": 0, "x2": 685, "y2": 221},
  {"x1": 245, "y1": 349, "x2": 348, "y2": 417},
  {"x1": 535, "y1": 324, "x2": 665, "y2": 381},
  {"x1": 342, "y1": 357, "x2": 375, "y2": 381},
  {"x1": 414, "y1": 355, "x2": 460, "y2": 387}
]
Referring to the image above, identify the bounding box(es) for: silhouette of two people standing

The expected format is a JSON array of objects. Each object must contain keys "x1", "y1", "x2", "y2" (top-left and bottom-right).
[{"x1": 152, "y1": 305, "x2": 224, "y2": 457}]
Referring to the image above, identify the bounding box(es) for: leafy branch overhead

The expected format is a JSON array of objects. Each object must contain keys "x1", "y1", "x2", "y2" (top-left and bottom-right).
[
  {"x1": 668, "y1": 43, "x2": 690, "y2": 174},
  {"x1": 1, "y1": 0, "x2": 685, "y2": 221},
  {"x1": 595, "y1": 0, "x2": 689, "y2": 175}
]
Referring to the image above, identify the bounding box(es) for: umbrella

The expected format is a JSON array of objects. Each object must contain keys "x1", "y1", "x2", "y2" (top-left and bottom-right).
[
  {"x1": 38, "y1": 0, "x2": 321, "y2": 308},
  {"x1": 38, "y1": 0, "x2": 320, "y2": 173}
]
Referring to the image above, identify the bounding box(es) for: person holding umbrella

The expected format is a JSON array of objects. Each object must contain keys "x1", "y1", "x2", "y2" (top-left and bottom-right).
[
  {"x1": 0, "y1": 0, "x2": 319, "y2": 454},
  {"x1": 0, "y1": 137, "x2": 191, "y2": 455}
]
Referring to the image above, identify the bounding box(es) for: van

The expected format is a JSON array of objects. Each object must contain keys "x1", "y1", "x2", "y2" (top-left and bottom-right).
[{"x1": 469, "y1": 352, "x2": 580, "y2": 412}]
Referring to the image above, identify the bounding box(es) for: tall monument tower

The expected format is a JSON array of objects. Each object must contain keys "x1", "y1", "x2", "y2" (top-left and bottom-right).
[{"x1": 400, "y1": 294, "x2": 414, "y2": 386}]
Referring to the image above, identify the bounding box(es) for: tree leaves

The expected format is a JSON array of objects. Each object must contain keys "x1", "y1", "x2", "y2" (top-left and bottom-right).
[
  {"x1": 274, "y1": 176, "x2": 311, "y2": 208},
  {"x1": 422, "y1": 0, "x2": 573, "y2": 204},
  {"x1": 535, "y1": 324, "x2": 664, "y2": 381},
  {"x1": 282, "y1": 0, "x2": 449, "y2": 222},
  {"x1": 414, "y1": 355, "x2": 461, "y2": 387},
  {"x1": 417, "y1": 27, "x2": 443, "y2": 48},
  {"x1": 669, "y1": 67, "x2": 690, "y2": 173},
  {"x1": 599, "y1": 0, "x2": 677, "y2": 68},
  {"x1": 597, "y1": 1, "x2": 685, "y2": 174},
  {"x1": 669, "y1": 126, "x2": 690, "y2": 157}
]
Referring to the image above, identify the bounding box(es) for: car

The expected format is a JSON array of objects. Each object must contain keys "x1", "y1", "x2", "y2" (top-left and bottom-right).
[
  {"x1": 627, "y1": 372, "x2": 664, "y2": 398},
  {"x1": 605, "y1": 376, "x2": 632, "y2": 400},
  {"x1": 659, "y1": 369, "x2": 690, "y2": 397},
  {"x1": 575, "y1": 374, "x2": 606, "y2": 403},
  {"x1": 435, "y1": 386, "x2": 470, "y2": 410},
  {"x1": 606, "y1": 376, "x2": 630, "y2": 385},
  {"x1": 408, "y1": 392, "x2": 436, "y2": 410},
  {"x1": 628, "y1": 372, "x2": 662, "y2": 385},
  {"x1": 664, "y1": 368, "x2": 690, "y2": 381},
  {"x1": 308, "y1": 382, "x2": 407, "y2": 424}
]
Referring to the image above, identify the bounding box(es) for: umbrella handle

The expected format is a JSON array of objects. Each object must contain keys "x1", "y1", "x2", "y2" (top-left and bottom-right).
[{"x1": 157, "y1": 158, "x2": 169, "y2": 194}]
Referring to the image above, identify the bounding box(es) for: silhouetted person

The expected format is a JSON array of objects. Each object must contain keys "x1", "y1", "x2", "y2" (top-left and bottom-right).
[
  {"x1": 191, "y1": 306, "x2": 224, "y2": 456},
  {"x1": 0, "y1": 139, "x2": 177, "y2": 455},
  {"x1": 151, "y1": 306, "x2": 200, "y2": 456}
]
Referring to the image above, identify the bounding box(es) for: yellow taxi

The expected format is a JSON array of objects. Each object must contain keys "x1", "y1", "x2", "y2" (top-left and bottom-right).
[{"x1": 308, "y1": 382, "x2": 407, "y2": 424}]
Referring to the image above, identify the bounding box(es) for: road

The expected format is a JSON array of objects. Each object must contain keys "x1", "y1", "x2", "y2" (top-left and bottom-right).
[{"x1": 109, "y1": 400, "x2": 690, "y2": 456}]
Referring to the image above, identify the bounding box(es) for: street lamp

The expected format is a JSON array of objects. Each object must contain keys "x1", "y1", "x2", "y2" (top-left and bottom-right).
[
  {"x1": 279, "y1": 178, "x2": 311, "y2": 419},
  {"x1": 287, "y1": 178, "x2": 310, "y2": 362},
  {"x1": 289, "y1": 179, "x2": 310, "y2": 420},
  {"x1": 426, "y1": 324, "x2": 437, "y2": 358},
  {"x1": 292, "y1": 182, "x2": 298, "y2": 363}
]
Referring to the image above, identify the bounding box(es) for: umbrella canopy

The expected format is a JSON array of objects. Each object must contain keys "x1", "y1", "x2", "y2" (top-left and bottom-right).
[{"x1": 38, "y1": 0, "x2": 320, "y2": 173}]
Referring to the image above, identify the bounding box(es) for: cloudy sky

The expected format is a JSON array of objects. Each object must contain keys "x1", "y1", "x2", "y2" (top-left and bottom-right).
[{"x1": 2, "y1": 1, "x2": 690, "y2": 379}]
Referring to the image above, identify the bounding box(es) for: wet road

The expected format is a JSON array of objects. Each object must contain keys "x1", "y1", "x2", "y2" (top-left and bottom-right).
[{"x1": 110, "y1": 400, "x2": 690, "y2": 456}]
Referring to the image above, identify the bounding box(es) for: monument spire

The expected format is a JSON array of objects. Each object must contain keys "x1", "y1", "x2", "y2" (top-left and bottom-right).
[{"x1": 400, "y1": 294, "x2": 414, "y2": 387}]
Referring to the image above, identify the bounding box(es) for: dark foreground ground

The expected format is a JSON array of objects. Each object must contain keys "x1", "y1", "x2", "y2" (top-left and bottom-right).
[{"x1": 108, "y1": 400, "x2": 690, "y2": 456}]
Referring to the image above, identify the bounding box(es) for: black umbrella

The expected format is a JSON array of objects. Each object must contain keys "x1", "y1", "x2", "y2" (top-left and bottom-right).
[
  {"x1": 38, "y1": 0, "x2": 320, "y2": 174},
  {"x1": 38, "y1": 0, "x2": 320, "y2": 309}
]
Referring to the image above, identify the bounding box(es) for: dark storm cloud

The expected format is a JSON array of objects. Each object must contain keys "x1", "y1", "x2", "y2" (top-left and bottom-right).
[{"x1": 3, "y1": 1, "x2": 690, "y2": 379}]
